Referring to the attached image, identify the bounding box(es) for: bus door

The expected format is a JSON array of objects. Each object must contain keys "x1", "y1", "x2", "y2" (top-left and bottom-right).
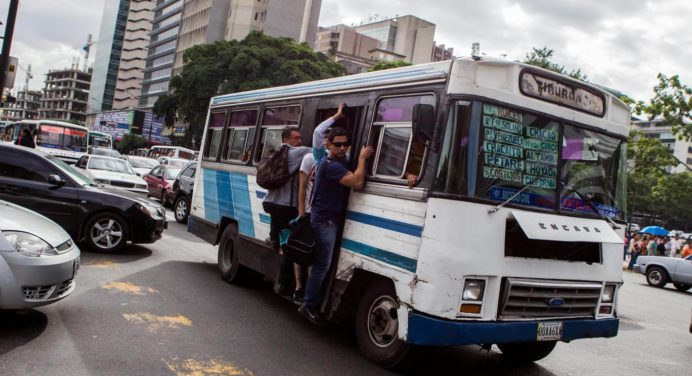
[{"x1": 314, "y1": 97, "x2": 371, "y2": 314}]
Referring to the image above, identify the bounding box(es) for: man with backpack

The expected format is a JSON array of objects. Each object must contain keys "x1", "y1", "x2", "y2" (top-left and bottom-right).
[{"x1": 260, "y1": 126, "x2": 311, "y2": 299}]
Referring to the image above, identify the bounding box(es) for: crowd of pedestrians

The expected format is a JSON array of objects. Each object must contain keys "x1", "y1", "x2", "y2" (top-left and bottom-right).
[{"x1": 625, "y1": 233, "x2": 692, "y2": 270}]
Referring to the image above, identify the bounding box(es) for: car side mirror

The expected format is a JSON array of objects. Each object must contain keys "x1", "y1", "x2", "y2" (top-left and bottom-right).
[
  {"x1": 48, "y1": 174, "x2": 65, "y2": 187},
  {"x1": 412, "y1": 104, "x2": 435, "y2": 144}
]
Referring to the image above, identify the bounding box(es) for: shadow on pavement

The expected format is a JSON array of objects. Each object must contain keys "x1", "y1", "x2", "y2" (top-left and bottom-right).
[
  {"x1": 0, "y1": 309, "x2": 48, "y2": 355},
  {"x1": 79, "y1": 244, "x2": 153, "y2": 266}
]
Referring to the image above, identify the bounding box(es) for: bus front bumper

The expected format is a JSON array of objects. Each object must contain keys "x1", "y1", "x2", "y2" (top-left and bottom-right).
[{"x1": 406, "y1": 312, "x2": 619, "y2": 346}]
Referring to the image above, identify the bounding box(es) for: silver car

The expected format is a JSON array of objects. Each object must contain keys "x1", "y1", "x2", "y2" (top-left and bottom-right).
[
  {"x1": 635, "y1": 255, "x2": 692, "y2": 291},
  {"x1": 0, "y1": 200, "x2": 80, "y2": 309}
]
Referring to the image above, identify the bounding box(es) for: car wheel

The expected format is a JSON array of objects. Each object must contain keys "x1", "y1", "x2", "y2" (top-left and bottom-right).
[
  {"x1": 673, "y1": 282, "x2": 691, "y2": 291},
  {"x1": 85, "y1": 212, "x2": 128, "y2": 253},
  {"x1": 174, "y1": 196, "x2": 189, "y2": 224},
  {"x1": 645, "y1": 266, "x2": 668, "y2": 288},
  {"x1": 217, "y1": 224, "x2": 262, "y2": 285},
  {"x1": 498, "y1": 341, "x2": 557, "y2": 363},
  {"x1": 355, "y1": 280, "x2": 411, "y2": 369}
]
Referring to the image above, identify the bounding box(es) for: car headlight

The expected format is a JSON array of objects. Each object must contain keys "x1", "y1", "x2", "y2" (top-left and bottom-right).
[
  {"x1": 462, "y1": 279, "x2": 486, "y2": 301},
  {"x1": 94, "y1": 178, "x2": 110, "y2": 184},
  {"x1": 2, "y1": 231, "x2": 57, "y2": 257},
  {"x1": 135, "y1": 184, "x2": 147, "y2": 189},
  {"x1": 137, "y1": 203, "x2": 164, "y2": 218},
  {"x1": 601, "y1": 284, "x2": 616, "y2": 303}
]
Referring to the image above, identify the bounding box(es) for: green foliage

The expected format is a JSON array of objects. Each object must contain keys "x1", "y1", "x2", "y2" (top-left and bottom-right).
[
  {"x1": 523, "y1": 47, "x2": 588, "y2": 81},
  {"x1": 652, "y1": 172, "x2": 692, "y2": 230},
  {"x1": 627, "y1": 73, "x2": 692, "y2": 141},
  {"x1": 368, "y1": 60, "x2": 412, "y2": 72},
  {"x1": 153, "y1": 32, "x2": 347, "y2": 147},
  {"x1": 116, "y1": 133, "x2": 146, "y2": 155}
]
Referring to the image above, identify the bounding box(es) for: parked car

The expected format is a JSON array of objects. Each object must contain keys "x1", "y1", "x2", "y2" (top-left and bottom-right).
[
  {"x1": 0, "y1": 199, "x2": 80, "y2": 309},
  {"x1": 635, "y1": 254, "x2": 692, "y2": 291},
  {"x1": 88, "y1": 147, "x2": 123, "y2": 159},
  {"x1": 0, "y1": 143, "x2": 167, "y2": 253},
  {"x1": 171, "y1": 161, "x2": 196, "y2": 223},
  {"x1": 74, "y1": 154, "x2": 147, "y2": 195},
  {"x1": 627, "y1": 223, "x2": 641, "y2": 233},
  {"x1": 144, "y1": 164, "x2": 182, "y2": 207},
  {"x1": 126, "y1": 155, "x2": 159, "y2": 177},
  {"x1": 157, "y1": 157, "x2": 188, "y2": 168}
]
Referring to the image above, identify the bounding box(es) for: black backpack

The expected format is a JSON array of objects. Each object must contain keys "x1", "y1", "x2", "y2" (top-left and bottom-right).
[
  {"x1": 281, "y1": 215, "x2": 315, "y2": 266},
  {"x1": 256, "y1": 145, "x2": 292, "y2": 190}
]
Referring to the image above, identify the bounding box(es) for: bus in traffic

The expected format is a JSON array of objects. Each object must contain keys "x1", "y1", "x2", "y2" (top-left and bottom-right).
[
  {"x1": 5, "y1": 120, "x2": 89, "y2": 163},
  {"x1": 147, "y1": 145, "x2": 195, "y2": 160},
  {"x1": 187, "y1": 57, "x2": 628, "y2": 368},
  {"x1": 88, "y1": 131, "x2": 114, "y2": 149}
]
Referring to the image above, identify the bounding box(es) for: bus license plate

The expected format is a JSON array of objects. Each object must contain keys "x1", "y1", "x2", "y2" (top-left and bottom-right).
[{"x1": 537, "y1": 321, "x2": 563, "y2": 341}]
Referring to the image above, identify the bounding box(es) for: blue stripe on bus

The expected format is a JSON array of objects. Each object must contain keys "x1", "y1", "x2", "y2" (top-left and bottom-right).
[
  {"x1": 203, "y1": 169, "x2": 220, "y2": 223},
  {"x1": 255, "y1": 190, "x2": 267, "y2": 199},
  {"x1": 216, "y1": 169, "x2": 235, "y2": 219},
  {"x1": 341, "y1": 238, "x2": 417, "y2": 273},
  {"x1": 231, "y1": 173, "x2": 254, "y2": 237},
  {"x1": 346, "y1": 211, "x2": 423, "y2": 237},
  {"x1": 259, "y1": 214, "x2": 271, "y2": 224},
  {"x1": 212, "y1": 67, "x2": 444, "y2": 105},
  {"x1": 203, "y1": 168, "x2": 255, "y2": 237}
]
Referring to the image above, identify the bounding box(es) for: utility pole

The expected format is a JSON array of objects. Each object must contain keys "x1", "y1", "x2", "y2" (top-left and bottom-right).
[{"x1": 0, "y1": 0, "x2": 19, "y2": 92}]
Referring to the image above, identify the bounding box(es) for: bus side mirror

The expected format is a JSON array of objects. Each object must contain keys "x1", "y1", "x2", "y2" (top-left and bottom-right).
[{"x1": 412, "y1": 104, "x2": 435, "y2": 143}]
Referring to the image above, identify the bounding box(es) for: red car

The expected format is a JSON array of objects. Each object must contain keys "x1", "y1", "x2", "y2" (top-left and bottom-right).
[{"x1": 144, "y1": 165, "x2": 182, "y2": 207}]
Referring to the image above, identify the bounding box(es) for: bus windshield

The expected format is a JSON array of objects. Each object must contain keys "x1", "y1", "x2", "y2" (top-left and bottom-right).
[
  {"x1": 37, "y1": 124, "x2": 88, "y2": 152},
  {"x1": 89, "y1": 132, "x2": 113, "y2": 148},
  {"x1": 435, "y1": 100, "x2": 627, "y2": 219}
]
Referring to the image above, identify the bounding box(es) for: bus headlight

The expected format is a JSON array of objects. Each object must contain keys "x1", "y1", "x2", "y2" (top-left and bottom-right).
[
  {"x1": 601, "y1": 284, "x2": 616, "y2": 303},
  {"x1": 462, "y1": 279, "x2": 486, "y2": 301}
]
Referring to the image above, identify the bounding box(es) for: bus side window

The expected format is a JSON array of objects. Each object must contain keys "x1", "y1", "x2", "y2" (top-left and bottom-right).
[
  {"x1": 222, "y1": 109, "x2": 258, "y2": 163},
  {"x1": 368, "y1": 95, "x2": 435, "y2": 182},
  {"x1": 254, "y1": 105, "x2": 302, "y2": 163},
  {"x1": 204, "y1": 112, "x2": 226, "y2": 161}
]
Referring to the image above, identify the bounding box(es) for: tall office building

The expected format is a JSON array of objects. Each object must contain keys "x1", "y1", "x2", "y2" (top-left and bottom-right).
[
  {"x1": 89, "y1": 0, "x2": 155, "y2": 113},
  {"x1": 39, "y1": 66, "x2": 92, "y2": 124},
  {"x1": 139, "y1": 0, "x2": 322, "y2": 109},
  {"x1": 631, "y1": 119, "x2": 692, "y2": 173},
  {"x1": 0, "y1": 90, "x2": 42, "y2": 122},
  {"x1": 355, "y1": 15, "x2": 436, "y2": 65}
]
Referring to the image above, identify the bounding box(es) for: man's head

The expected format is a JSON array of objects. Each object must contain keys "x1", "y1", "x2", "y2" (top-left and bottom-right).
[
  {"x1": 282, "y1": 126, "x2": 302, "y2": 147},
  {"x1": 326, "y1": 127, "x2": 350, "y2": 158}
]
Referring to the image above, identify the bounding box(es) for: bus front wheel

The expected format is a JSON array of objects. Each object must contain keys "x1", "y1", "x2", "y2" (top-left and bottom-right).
[
  {"x1": 355, "y1": 281, "x2": 410, "y2": 369},
  {"x1": 217, "y1": 224, "x2": 261, "y2": 285},
  {"x1": 497, "y1": 341, "x2": 557, "y2": 363}
]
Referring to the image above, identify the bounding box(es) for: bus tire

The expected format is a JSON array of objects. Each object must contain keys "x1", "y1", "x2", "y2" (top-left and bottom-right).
[
  {"x1": 217, "y1": 224, "x2": 261, "y2": 285},
  {"x1": 498, "y1": 341, "x2": 557, "y2": 363},
  {"x1": 355, "y1": 281, "x2": 410, "y2": 369}
]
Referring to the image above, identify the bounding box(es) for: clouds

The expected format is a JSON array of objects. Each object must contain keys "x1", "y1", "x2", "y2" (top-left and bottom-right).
[{"x1": 320, "y1": 0, "x2": 692, "y2": 101}]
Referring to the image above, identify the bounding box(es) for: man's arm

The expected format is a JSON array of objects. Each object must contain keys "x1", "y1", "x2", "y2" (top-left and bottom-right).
[
  {"x1": 298, "y1": 171, "x2": 309, "y2": 217},
  {"x1": 339, "y1": 146, "x2": 374, "y2": 189},
  {"x1": 312, "y1": 103, "x2": 346, "y2": 147}
]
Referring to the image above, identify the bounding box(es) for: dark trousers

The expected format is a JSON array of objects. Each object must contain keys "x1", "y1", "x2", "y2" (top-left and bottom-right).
[{"x1": 262, "y1": 202, "x2": 298, "y2": 288}]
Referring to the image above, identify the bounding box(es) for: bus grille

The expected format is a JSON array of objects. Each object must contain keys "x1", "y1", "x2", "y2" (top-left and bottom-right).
[{"x1": 498, "y1": 278, "x2": 601, "y2": 320}]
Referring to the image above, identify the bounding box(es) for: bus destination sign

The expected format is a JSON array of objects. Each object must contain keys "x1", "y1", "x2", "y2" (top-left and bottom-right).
[{"x1": 520, "y1": 71, "x2": 605, "y2": 116}]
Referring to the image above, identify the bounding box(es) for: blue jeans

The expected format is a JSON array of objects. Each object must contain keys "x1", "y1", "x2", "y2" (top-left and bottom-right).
[{"x1": 304, "y1": 219, "x2": 338, "y2": 309}]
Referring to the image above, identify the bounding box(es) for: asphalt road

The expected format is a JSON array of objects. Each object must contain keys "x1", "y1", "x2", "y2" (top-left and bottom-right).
[{"x1": 1, "y1": 215, "x2": 690, "y2": 375}]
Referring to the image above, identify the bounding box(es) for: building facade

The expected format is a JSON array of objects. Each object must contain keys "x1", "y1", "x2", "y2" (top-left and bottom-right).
[
  {"x1": 355, "y1": 15, "x2": 436, "y2": 65},
  {"x1": 632, "y1": 118, "x2": 692, "y2": 173},
  {"x1": 0, "y1": 90, "x2": 43, "y2": 122},
  {"x1": 39, "y1": 67, "x2": 92, "y2": 124}
]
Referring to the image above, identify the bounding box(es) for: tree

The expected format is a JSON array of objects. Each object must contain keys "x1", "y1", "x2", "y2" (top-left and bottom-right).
[
  {"x1": 153, "y1": 32, "x2": 347, "y2": 148},
  {"x1": 628, "y1": 73, "x2": 692, "y2": 141},
  {"x1": 523, "y1": 47, "x2": 588, "y2": 81},
  {"x1": 116, "y1": 133, "x2": 146, "y2": 155},
  {"x1": 652, "y1": 172, "x2": 692, "y2": 230},
  {"x1": 368, "y1": 60, "x2": 412, "y2": 72}
]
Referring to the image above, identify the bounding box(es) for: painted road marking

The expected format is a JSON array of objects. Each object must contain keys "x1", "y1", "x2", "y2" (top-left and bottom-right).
[
  {"x1": 163, "y1": 358, "x2": 254, "y2": 376},
  {"x1": 82, "y1": 258, "x2": 118, "y2": 269},
  {"x1": 122, "y1": 313, "x2": 192, "y2": 332},
  {"x1": 102, "y1": 281, "x2": 159, "y2": 295}
]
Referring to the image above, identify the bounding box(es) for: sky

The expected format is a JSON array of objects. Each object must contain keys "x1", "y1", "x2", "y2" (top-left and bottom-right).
[{"x1": 1, "y1": 0, "x2": 691, "y2": 102}]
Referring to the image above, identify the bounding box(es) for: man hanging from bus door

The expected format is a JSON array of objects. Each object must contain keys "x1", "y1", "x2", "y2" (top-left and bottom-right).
[
  {"x1": 293, "y1": 104, "x2": 346, "y2": 304},
  {"x1": 298, "y1": 127, "x2": 374, "y2": 323}
]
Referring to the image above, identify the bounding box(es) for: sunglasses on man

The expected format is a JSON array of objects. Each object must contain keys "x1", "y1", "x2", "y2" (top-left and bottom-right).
[{"x1": 331, "y1": 142, "x2": 350, "y2": 148}]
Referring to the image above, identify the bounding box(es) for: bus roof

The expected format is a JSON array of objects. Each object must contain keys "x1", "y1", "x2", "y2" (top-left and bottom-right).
[
  {"x1": 10, "y1": 119, "x2": 89, "y2": 131},
  {"x1": 210, "y1": 60, "x2": 452, "y2": 108}
]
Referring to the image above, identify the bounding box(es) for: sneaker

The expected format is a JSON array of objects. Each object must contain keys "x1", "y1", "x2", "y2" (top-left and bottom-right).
[
  {"x1": 292, "y1": 288, "x2": 305, "y2": 305},
  {"x1": 273, "y1": 284, "x2": 292, "y2": 300},
  {"x1": 298, "y1": 304, "x2": 324, "y2": 326}
]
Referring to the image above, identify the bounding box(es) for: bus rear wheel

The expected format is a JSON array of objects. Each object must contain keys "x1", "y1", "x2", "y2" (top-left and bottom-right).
[
  {"x1": 498, "y1": 341, "x2": 557, "y2": 363},
  {"x1": 217, "y1": 224, "x2": 261, "y2": 285},
  {"x1": 355, "y1": 281, "x2": 410, "y2": 369}
]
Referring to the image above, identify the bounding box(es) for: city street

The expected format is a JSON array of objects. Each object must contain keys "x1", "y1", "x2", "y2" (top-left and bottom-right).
[{"x1": 1, "y1": 215, "x2": 690, "y2": 376}]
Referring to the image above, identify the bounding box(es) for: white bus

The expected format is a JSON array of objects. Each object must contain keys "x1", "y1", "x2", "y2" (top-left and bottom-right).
[
  {"x1": 6, "y1": 120, "x2": 88, "y2": 163},
  {"x1": 147, "y1": 145, "x2": 195, "y2": 160},
  {"x1": 88, "y1": 131, "x2": 114, "y2": 149},
  {"x1": 188, "y1": 58, "x2": 628, "y2": 367}
]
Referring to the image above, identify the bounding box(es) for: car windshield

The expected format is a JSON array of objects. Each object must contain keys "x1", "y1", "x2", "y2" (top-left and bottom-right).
[
  {"x1": 88, "y1": 156, "x2": 135, "y2": 174},
  {"x1": 44, "y1": 154, "x2": 94, "y2": 186},
  {"x1": 168, "y1": 159, "x2": 187, "y2": 168},
  {"x1": 93, "y1": 148, "x2": 121, "y2": 158},
  {"x1": 129, "y1": 157, "x2": 158, "y2": 169},
  {"x1": 165, "y1": 168, "x2": 181, "y2": 180}
]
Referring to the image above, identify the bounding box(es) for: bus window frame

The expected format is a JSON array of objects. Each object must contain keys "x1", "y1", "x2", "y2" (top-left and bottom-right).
[
  {"x1": 252, "y1": 104, "x2": 303, "y2": 164},
  {"x1": 364, "y1": 92, "x2": 437, "y2": 187},
  {"x1": 203, "y1": 110, "x2": 229, "y2": 162},
  {"x1": 220, "y1": 107, "x2": 259, "y2": 165}
]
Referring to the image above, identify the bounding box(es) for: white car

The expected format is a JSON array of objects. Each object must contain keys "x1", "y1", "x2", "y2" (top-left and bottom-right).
[
  {"x1": 126, "y1": 155, "x2": 159, "y2": 177},
  {"x1": 635, "y1": 254, "x2": 692, "y2": 291},
  {"x1": 0, "y1": 199, "x2": 80, "y2": 309},
  {"x1": 74, "y1": 154, "x2": 147, "y2": 194},
  {"x1": 157, "y1": 157, "x2": 190, "y2": 168}
]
